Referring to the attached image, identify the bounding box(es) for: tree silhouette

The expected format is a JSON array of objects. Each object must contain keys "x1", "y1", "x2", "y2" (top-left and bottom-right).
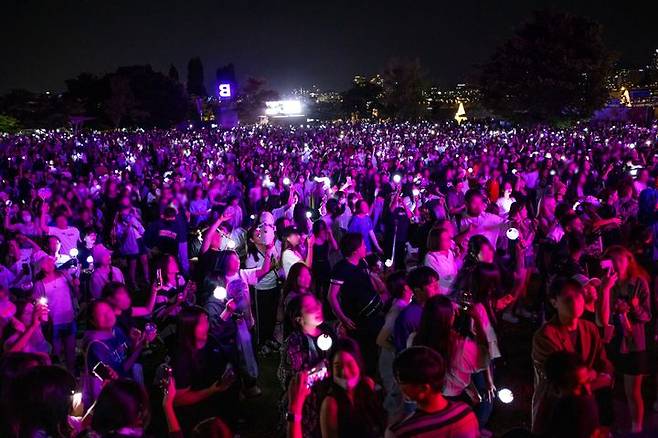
[
  {"x1": 480, "y1": 9, "x2": 614, "y2": 122},
  {"x1": 341, "y1": 81, "x2": 383, "y2": 119},
  {"x1": 381, "y1": 58, "x2": 427, "y2": 120},
  {"x1": 187, "y1": 57, "x2": 207, "y2": 96},
  {"x1": 168, "y1": 64, "x2": 180, "y2": 83},
  {"x1": 237, "y1": 77, "x2": 279, "y2": 123}
]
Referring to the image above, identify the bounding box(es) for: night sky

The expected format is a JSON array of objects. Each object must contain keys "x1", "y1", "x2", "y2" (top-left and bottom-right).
[{"x1": 1, "y1": 0, "x2": 656, "y2": 95}]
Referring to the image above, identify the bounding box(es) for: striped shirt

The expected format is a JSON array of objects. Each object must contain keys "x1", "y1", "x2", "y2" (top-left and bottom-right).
[{"x1": 386, "y1": 401, "x2": 480, "y2": 438}]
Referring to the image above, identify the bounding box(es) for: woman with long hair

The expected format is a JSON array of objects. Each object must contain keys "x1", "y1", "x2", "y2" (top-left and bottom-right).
[
  {"x1": 412, "y1": 295, "x2": 488, "y2": 403},
  {"x1": 278, "y1": 294, "x2": 335, "y2": 437},
  {"x1": 202, "y1": 249, "x2": 272, "y2": 397},
  {"x1": 601, "y1": 245, "x2": 651, "y2": 433},
  {"x1": 245, "y1": 223, "x2": 282, "y2": 351},
  {"x1": 171, "y1": 306, "x2": 236, "y2": 434},
  {"x1": 451, "y1": 234, "x2": 495, "y2": 297},
  {"x1": 320, "y1": 338, "x2": 385, "y2": 438},
  {"x1": 278, "y1": 262, "x2": 314, "y2": 337},
  {"x1": 308, "y1": 219, "x2": 338, "y2": 301},
  {"x1": 9, "y1": 365, "x2": 76, "y2": 438}
]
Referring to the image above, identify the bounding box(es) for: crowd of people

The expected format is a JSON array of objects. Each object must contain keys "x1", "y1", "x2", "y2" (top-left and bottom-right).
[{"x1": 0, "y1": 119, "x2": 657, "y2": 438}]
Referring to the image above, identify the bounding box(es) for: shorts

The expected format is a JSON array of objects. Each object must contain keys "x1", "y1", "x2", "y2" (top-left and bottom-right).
[
  {"x1": 122, "y1": 238, "x2": 147, "y2": 260},
  {"x1": 52, "y1": 321, "x2": 77, "y2": 338}
]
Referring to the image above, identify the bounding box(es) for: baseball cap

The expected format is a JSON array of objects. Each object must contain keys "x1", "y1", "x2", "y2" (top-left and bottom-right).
[{"x1": 572, "y1": 274, "x2": 601, "y2": 288}]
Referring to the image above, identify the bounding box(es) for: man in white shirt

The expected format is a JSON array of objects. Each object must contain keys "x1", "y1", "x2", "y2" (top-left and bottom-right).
[
  {"x1": 89, "y1": 244, "x2": 125, "y2": 299},
  {"x1": 459, "y1": 189, "x2": 505, "y2": 248},
  {"x1": 43, "y1": 212, "x2": 80, "y2": 256}
]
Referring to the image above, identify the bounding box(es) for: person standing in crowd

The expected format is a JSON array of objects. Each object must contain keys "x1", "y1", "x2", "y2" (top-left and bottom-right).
[
  {"x1": 532, "y1": 278, "x2": 613, "y2": 435},
  {"x1": 40, "y1": 210, "x2": 81, "y2": 257},
  {"x1": 245, "y1": 222, "x2": 283, "y2": 351},
  {"x1": 376, "y1": 271, "x2": 412, "y2": 418},
  {"x1": 387, "y1": 346, "x2": 480, "y2": 438},
  {"x1": 171, "y1": 306, "x2": 237, "y2": 434},
  {"x1": 89, "y1": 243, "x2": 125, "y2": 299},
  {"x1": 424, "y1": 227, "x2": 460, "y2": 295},
  {"x1": 319, "y1": 338, "x2": 385, "y2": 438},
  {"x1": 112, "y1": 204, "x2": 149, "y2": 289},
  {"x1": 601, "y1": 245, "x2": 651, "y2": 433},
  {"x1": 278, "y1": 293, "x2": 334, "y2": 437},
  {"x1": 329, "y1": 233, "x2": 384, "y2": 375},
  {"x1": 33, "y1": 254, "x2": 78, "y2": 373},
  {"x1": 348, "y1": 200, "x2": 383, "y2": 255},
  {"x1": 458, "y1": 189, "x2": 505, "y2": 250},
  {"x1": 392, "y1": 266, "x2": 441, "y2": 353}
]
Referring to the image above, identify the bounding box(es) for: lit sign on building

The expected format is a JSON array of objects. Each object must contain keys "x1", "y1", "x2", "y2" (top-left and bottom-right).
[{"x1": 218, "y1": 83, "x2": 232, "y2": 98}]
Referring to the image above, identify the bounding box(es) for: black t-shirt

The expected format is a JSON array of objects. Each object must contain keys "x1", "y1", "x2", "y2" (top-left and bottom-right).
[
  {"x1": 172, "y1": 336, "x2": 230, "y2": 390},
  {"x1": 330, "y1": 259, "x2": 379, "y2": 321}
]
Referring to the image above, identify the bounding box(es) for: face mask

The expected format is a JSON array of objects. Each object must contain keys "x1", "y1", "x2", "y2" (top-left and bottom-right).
[{"x1": 334, "y1": 375, "x2": 359, "y2": 391}]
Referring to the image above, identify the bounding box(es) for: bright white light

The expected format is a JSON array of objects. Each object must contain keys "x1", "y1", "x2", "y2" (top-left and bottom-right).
[
  {"x1": 283, "y1": 177, "x2": 291, "y2": 186},
  {"x1": 38, "y1": 297, "x2": 48, "y2": 306},
  {"x1": 86, "y1": 256, "x2": 94, "y2": 264},
  {"x1": 226, "y1": 239, "x2": 236, "y2": 249},
  {"x1": 549, "y1": 170, "x2": 556, "y2": 176},
  {"x1": 506, "y1": 228, "x2": 519, "y2": 241},
  {"x1": 265, "y1": 100, "x2": 304, "y2": 117},
  {"x1": 560, "y1": 155, "x2": 567, "y2": 161},
  {"x1": 317, "y1": 334, "x2": 333, "y2": 351},
  {"x1": 250, "y1": 214, "x2": 256, "y2": 220},
  {"x1": 467, "y1": 167, "x2": 473, "y2": 174},
  {"x1": 213, "y1": 286, "x2": 227, "y2": 300},
  {"x1": 384, "y1": 259, "x2": 393, "y2": 268},
  {"x1": 72, "y1": 392, "x2": 82, "y2": 407},
  {"x1": 511, "y1": 169, "x2": 518, "y2": 175},
  {"x1": 412, "y1": 188, "x2": 420, "y2": 197},
  {"x1": 544, "y1": 152, "x2": 552, "y2": 159},
  {"x1": 393, "y1": 174, "x2": 402, "y2": 184},
  {"x1": 69, "y1": 248, "x2": 79, "y2": 258},
  {"x1": 306, "y1": 211, "x2": 313, "y2": 219},
  {"x1": 498, "y1": 388, "x2": 514, "y2": 404}
]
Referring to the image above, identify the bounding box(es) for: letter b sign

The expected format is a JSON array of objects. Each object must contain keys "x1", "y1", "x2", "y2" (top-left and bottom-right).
[{"x1": 218, "y1": 83, "x2": 232, "y2": 98}]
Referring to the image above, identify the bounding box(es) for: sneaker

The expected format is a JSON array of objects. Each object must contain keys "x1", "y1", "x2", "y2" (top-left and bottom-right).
[{"x1": 502, "y1": 311, "x2": 519, "y2": 324}]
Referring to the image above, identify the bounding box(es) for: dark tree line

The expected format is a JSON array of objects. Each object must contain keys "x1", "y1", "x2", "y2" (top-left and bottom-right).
[{"x1": 0, "y1": 9, "x2": 621, "y2": 129}]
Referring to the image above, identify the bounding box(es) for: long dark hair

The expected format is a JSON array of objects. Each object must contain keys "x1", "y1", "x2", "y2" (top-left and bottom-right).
[
  {"x1": 470, "y1": 262, "x2": 502, "y2": 324},
  {"x1": 413, "y1": 295, "x2": 456, "y2": 367},
  {"x1": 327, "y1": 338, "x2": 385, "y2": 436},
  {"x1": 176, "y1": 306, "x2": 209, "y2": 355},
  {"x1": 10, "y1": 365, "x2": 75, "y2": 438},
  {"x1": 282, "y1": 262, "x2": 312, "y2": 299},
  {"x1": 91, "y1": 379, "x2": 151, "y2": 434}
]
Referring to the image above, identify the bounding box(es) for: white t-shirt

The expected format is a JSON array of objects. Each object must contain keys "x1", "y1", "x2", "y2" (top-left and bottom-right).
[
  {"x1": 443, "y1": 337, "x2": 488, "y2": 397},
  {"x1": 90, "y1": 266, "x2": 126, "y2": 299},
  {"x1": 34, "y1": 274, "x2": 75, "y2": 325},
  {"x1": 424, "y1": 251, "x2": 459, "y2": 295},
  {"x1": 460, "y1": 212, "x2": 504, "y2": 248},
  {"x1": 244, "y1": 246, "x2": 281, "y2": 291},
  {"x1": 48, "y1": 226, "x2": 80, "y2": 255},
  {"x1": 282, "y1": 249, "x2": 303, "y2": 278}
]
